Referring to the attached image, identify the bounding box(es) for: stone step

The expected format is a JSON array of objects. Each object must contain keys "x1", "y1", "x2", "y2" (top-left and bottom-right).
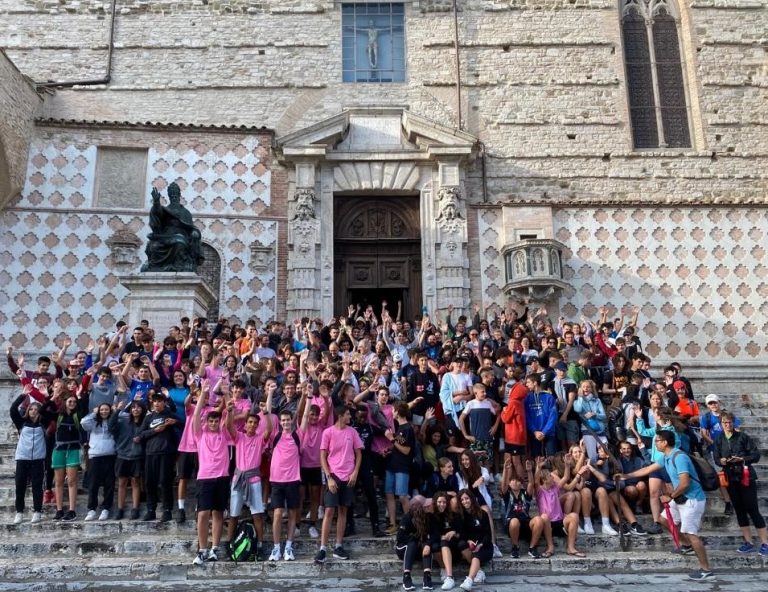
[{"x1": 0, "y1": 549, "x2": 764, "y2": 582}]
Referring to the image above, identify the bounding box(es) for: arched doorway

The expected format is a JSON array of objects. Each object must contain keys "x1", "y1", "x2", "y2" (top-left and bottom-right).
[{"x1": 334, "y1": 196, "x2": 422, "y2": 319}]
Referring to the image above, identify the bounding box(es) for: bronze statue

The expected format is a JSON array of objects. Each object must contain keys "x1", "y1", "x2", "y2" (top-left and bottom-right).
[{"x1": 141, "y1": 182, "x2": 204, "y2": 272}]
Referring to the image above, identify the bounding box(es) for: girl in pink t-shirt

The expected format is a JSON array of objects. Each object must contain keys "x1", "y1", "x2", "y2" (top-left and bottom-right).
[{"x1": 532, "y1": 458, "x2": 584, "y2": 558}]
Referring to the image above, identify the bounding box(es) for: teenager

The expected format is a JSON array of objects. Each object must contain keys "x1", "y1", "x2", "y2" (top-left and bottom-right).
[
  {"x1": 268, "y1": 410, "x2": 303, "y2": 561},
  {"x1": 82, "y1": 403, "x2": 117, "y2": 521},
  {"x1": 396, "y1": 495, "x2": 437, "y2": 591},
  {"x1": 52, "y1": 392, "x2": 89, "y2": 521},
  {"x1": 457, "y1": 489, "x2": 493, "y2": 591},
  {"x1": 432, "y1": 491, "x2": 462, "y2": 591},
  {"x1": 384, "y1": 402, "x2": 416, "y2": 535},
  {"x1": 109, "y1": 400, "x2": 146, "y2": 520},
  {"x1": 501, "y1": 458, "x2": 544, "y2": 558},
  {"x1": 139, "y1": 391, "x2": 179, "y2": 522}
]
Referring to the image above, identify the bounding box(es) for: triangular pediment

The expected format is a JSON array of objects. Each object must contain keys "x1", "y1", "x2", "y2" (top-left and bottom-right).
[{"x1": 277, "y1": 107, "x2": 476, "y2": 162}]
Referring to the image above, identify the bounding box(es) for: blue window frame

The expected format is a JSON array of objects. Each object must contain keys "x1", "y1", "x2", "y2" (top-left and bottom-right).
[{"x1": 342, "y1": 3, "x2": 405, "y2": 83}]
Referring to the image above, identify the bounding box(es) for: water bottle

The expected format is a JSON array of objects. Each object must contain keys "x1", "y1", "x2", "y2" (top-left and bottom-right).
[{"x1": 741, "y1": 465, "x2": 750, "y2": 487}]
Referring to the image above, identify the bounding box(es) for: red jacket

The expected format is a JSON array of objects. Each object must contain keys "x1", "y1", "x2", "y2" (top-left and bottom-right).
[{"x1": 501, "y1": 380, "x2": 528, "y2": 446}]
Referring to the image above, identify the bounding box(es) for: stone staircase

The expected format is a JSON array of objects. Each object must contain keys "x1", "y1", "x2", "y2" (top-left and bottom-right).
[{"x1": 0, "y1": 393, "x2": 767, "y2": 587}]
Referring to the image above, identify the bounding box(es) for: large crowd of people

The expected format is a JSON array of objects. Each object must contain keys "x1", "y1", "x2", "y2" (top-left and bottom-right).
[{"x1": 7, "y1": 301, "x2": 768, "y2": 588}]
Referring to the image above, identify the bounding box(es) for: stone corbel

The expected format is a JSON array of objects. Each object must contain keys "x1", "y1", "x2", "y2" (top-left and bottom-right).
[
  {"x1": 250, "y1": 241, "x2": 273, "y2": 273},
  {"x1": 106, "y1": 227, "x2": 141, "y2": 268}
]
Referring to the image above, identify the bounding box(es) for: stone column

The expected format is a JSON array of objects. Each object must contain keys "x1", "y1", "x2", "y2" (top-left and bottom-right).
[
  {"x1": 286, "y1": 163, "x2": 322, "y2": 319},
  {"x1": 434, "y1": 161, "x2": 470, "y2": 313}
]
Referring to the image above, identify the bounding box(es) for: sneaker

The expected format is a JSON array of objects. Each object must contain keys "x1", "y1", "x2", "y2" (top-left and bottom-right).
[
  {"x1": 688, "y1": 570, "x2": 715, "y2": 581},
  {"x1": 759, "y1": 543, "x2": 768, "y2": 557},
  {"x1": 13, "y1": 512, "x2": 23, "y2": 525},
  {"x1": 130, "y1": 508, "x2": 141, "y2": 520},
  {"x1": 510, "y1": 545, "x2": 520, "y2": 559},
  {"x1": 43, "y1": 490, "x2": 55, "y2": 505},
  {"x1": 459, "y1": 576, "x2": 473, "y2": 591},
  {"x1": 583, "y1": 520, "x2": 595, "y2": 535},
  {"x1": 724, "y1": 502, "x2": 733, "y2": 516},
  {"x1": 31, "y1": 512, "x2": 42, "y2": 524},
  {"x1": 193, "y1": 549, "x2": 209, "y2": 565},
  {"x1": 317, "y1": 505, "x2": 324, "y2": 519},
  {"x1": 577, "y1": 525, "x2": 585, "y2": 534},
  {"x1": 208, "y1": 547, "x2": 220, "y2": 562},
  {"x1": 630, "y1": 523, "x2": 647, "y2": 536},
  {"x1": 602, "y1": 523, "x2": 619, "y2": 536},
  {"x1": 314, "y1": 548, "x2": 327, "y2": 564},
  {"x1": 268, "y1": 546, "x2": 281, "y2": 561},
  {"x1": 142, "y1": 510, "x2": 156, "y2": 521},
  {"x1": 115, "y1": 509, "x2": 125, "y2": 521},
  {"x1": 84, "y1": 510, "x2": 98, "y2": 522},
  {"x1": 528, "y1": 546, "x2": 542, "y2": 559},
  {"x1": 737, "y1": 542, "x2": 756, "y2": 554},
  {"x1": 646, "y1": 522, "x2": 663, "y2": 535},
  {"x1": 283, "y1": 546, "x2": 295, "y2": 561},
  {"x1": 177, "y1": 509, "x2": 186, "y2": 524},
  {"x1": 672, "y1": 545, "x2": 694, "y2": 556},
  {"x1": 403, "y1": 572, "x2": 415, "y2": 591},
  {"x1": 385, "y1": 523, "x2": 399, "y2": 535},
  {"x1": 333, "y1": 545, "x2": 350, "y2": 560},
  {"x1": 473, "y1": 570, "x2": 486, "y2": 584},
  {"x1": 309, "y1": 525, "x2": 320, "y2": 539},
  {"x1": 54, "y1": 509, "x2": 64, "y2": 521},
  {"x1": 441, "y1": 576, "x2": 455, "y2": 591},
  {"x1": 63, "y1": 510, "x2": 76, "y2": 521},
  {"x1": 161, "y1": 510, "x2": 173, "y2": 522},
  {"x1": 99, "y1": 509, "x2": 110, "y2": 521},
  {"x1": 423, "y1": 571, "x2": 433, "y2": 590},
  {"x1": 620, "y1": 522, "x2": 631, "y2": 536},
  {"x1": 492, "y1": 544, "x2": 502, "y2": 558}
]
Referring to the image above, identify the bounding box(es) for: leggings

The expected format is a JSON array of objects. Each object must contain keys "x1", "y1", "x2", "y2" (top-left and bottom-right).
[
  {"x1": 728, "y1": 480, "x2": 766, "y2": 529},
  {"x1": 396, "y1": 540, "x2": 433, "y2": 572},
  {"x1": 45, "y1": 432, "x2": 55, "y2": 491},
  {"x1": 145, "y1": 454, "x2": 175, "y2": 512},
  {"x1": 87, "y1": 455, "x2": 116, "y2": 511},
  {"x1": 15, "y1": 459, "x2": 45, "y2": 512}
]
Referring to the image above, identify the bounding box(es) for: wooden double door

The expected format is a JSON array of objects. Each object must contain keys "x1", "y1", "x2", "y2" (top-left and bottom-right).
[{"x1": 333, "y1": 196, "x2": 422, "y2": 320}]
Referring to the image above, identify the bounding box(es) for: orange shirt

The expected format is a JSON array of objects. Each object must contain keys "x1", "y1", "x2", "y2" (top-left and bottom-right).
[{"x1": 675, "y1": 398, "x2": 700, "y2": 419}]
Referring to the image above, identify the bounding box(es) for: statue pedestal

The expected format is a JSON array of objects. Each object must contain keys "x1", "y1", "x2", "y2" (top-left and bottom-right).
[{"x1": 120, "y1": 273, "x2": 217, "y2": 337}]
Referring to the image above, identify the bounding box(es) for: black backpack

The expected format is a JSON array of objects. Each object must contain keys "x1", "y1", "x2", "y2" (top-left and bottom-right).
[
  {"x1": 229, "y1": 520, "x2": 257, "y2": 562},
  {"x1": 672, "y1": 450, "x2": 719, "y2": 492},
  {"x1": 606, "y1": 404, "x2": 628, "y2": 444},
  {"x1": 273, "y1": 429, "x2": 301, "y2": 449}
]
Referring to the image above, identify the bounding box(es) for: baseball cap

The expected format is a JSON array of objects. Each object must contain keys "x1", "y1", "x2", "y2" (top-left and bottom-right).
[
  {"x1": 705, "y1": 394, "x2": 720, "y2": 404},
  {"x1": 672, "y1": 380, "x2": 686, "y2": 390},
  {"x1": 393, "y1": 353, "x2": 403, "y2": 363},
  {"x1": 554, "y1": 361, "x2": 568, "y2": 372}
]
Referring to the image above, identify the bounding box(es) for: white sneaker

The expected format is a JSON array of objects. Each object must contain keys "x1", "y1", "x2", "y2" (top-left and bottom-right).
[
  {"x1": 283, "y1": 546, "x2": 295, "y2": 561},
  {"x1": 293, "y1": 526, "x2": 301, "y2": 538},
  {"x1": 309, "y1": 525, "x2": 319, "y2": 538},
  {"x1": 31, "y1": 512, "x2": 42, "y2": 524},
  {"x1": 84, "y1": 510, "x2": 98, "y2": 521},
  {"x1": 305, "y1": 510, "x2": 311, "y2": 520},
  {"x1": 441, "y1": 576, "x2": 455, "y2": 590},
  {"x1": 317, "y1": 506, "x2": 325, "y2": 519},
  {"x1": 268, "y1": 546, "x2": 281, "y2": 561},
  {"x1": 459, "y1": 576, "x2": 473, "y2": 591},
  {"x1": 583, "y1": 520, "x2": 595, "y2": 535},
  {"x1": 492, "y1": 544, "x2": 503, "y2": 558},
  {"x1": 98, "y1": 509, "x2": 110, "y2": 521},
  {"x1": 603, "y1": 523, "x2": 619, "y2": 536},
  {"x1": 578, "y1": 525, "x2": 585, "y2": 534},
  {"x1": 193, "y1": 549, "x2": 209, "y2": 565},
  {"x1": 473, "y1": 569, "x2": 486, "y2": 584},
  {"x1": 13, "y1": 512, "x2": 23, "y2": 525}
]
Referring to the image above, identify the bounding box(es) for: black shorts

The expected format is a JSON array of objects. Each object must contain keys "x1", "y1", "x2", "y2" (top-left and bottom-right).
[
  {"x1": 300, "y1": 467, "x2": 322, "y2": 487},
  {"x1": 197, "y1": 476, "x2": 230, "y2": 512},
  {"x1": 177, "y1": 452, "x2": 198, "y2": 480},
  {"x1": 324, "y1": 474, "x2": 355, "y2": 508},
  {"x1": 271, "y1": 481, "x2": 301, "y2": 510},
  {"x1": 505, "y1": 517, "x2": 532, "y2": 541},
  {"x1": 115, "y1": 457, "x2": 143, "y2": 479},
  {"x1": 551, "y1": 520, "x2": 568, "y2": 538},
  {"x1": 504, "y1": 443, "x2": 526, "y2": 456}
]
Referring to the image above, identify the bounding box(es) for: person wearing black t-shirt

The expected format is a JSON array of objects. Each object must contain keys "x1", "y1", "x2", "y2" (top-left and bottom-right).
[
  {"x1": 406, "y1": 353, "x2": 440, "y2": 426},
  {"x1": 384, "y1": 402, "x2": 416, "y2": 535},
  {"x1": 501, "y1": 458, "x2": 544, "y2": 558}
]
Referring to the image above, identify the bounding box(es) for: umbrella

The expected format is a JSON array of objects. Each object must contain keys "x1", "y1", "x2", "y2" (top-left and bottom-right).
[{"x1": 663, "y1": 502, "x2": 680, "y2": 549}]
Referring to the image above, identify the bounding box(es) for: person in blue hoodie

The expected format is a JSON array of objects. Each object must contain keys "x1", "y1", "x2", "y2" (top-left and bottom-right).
[{"x1": 524, "y1": 373, "x2": 557, "y2": 457}]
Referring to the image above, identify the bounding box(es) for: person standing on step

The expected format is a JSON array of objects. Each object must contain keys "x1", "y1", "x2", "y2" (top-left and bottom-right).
[
  {"x1": 384, "y1": 402, "x2": 416, "y2": 535},
  {"x1": 714, "y1": 411, "x2": 768, "y2": 557},
  {"x1": 109, "y1": 399, "x2": 146, "y2": 520},
  {"x1": 81, "y1": 403, "x2": 117, "y2": 521},
  {"x1": 268, "y1": 410, "x2": 303, "y2": 561},
  {"x1": 175, "y1": 380, "x2": 199, "y2": 524},
  {"x1": 315, "y1": 405, "x2": 363, "y2": 564},
  {"x1": 139, "y1": 390, "x2": 179, "y2": 522},
  {"x1": 10, "y1": 387, "x2": 54, "y2": 524},
  {"x1": 51, "y1": 390, "x2": 90, "y2": 521},
  {"x1": 192, "y1": 387, "x2": 234, "y2": 565}
]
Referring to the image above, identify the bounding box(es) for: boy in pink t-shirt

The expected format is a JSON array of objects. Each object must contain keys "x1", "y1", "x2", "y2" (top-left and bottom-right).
[
  {"x1": 268, "y1": 410, "x2": 303, "y2": 561},
  {"x1": 297, "y1": 381, "x2": 331, "y2": 539},
  {"x1": 192, "y1": 389, "x2": 233, "y2": 565},
  {"x1": 314, "y1": 405, "x2": 363, "y2": 564}
]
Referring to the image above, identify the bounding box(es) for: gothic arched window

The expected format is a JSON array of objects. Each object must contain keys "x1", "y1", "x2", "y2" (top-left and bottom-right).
[
  {"x1": 196, "y1": 243, "x2": 222, "y2": 321},
  {"x1": 621, "y1": 0, "x2": 691, "y2": 149}
]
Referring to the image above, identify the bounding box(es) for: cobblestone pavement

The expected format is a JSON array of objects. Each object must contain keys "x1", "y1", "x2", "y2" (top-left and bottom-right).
[{"x1": 3, "y1": 570, "x2": 760, "y2": 591}]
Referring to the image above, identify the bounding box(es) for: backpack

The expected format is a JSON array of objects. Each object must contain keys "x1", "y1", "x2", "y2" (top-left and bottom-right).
[
  {"x1": 606, "y1": 404, "x2": 628, "y2": 444},
  {"x1": 272, "y1": 429, "x2": 301, "y2": 449},
  {"x1": 229, "y1": 520, "x2": 257, "y2": 562},
  {"x1": 672, "y1": 450, "x2": 718, "y2": 492}
]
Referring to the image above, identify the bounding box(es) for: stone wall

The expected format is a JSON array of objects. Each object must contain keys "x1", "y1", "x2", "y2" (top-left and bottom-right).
[
  {"x1": 0, "y1": 50, "x2": 42, "y2": 208},
  {"x1": 0, "y1": 123, "x2": 286, "y2": 350}
]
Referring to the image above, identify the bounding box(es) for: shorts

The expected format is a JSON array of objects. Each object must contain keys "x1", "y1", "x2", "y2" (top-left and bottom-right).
[
  {"x1": 197, "y1": 476, "x2": 231, "y2": 512},
  {"x1": 115, "y1": 457, "x2": 143, "y2": 479},
  {"x1": 649, "y1": 467, "x2": 672, "y2": 484},
  {"x1": 177, "y1": 452, "x2": 198, "y2": 480},
  {"x1": 230, "y1": 480, "x2": 264, "y2": 516},
  {"x1": 505, "y1": 517, "x2": 532, "y2": 542},
  {"x1": 51, "y1": 448, "x2": 81, "y2": 469},
  {"x1": 271, "y1": 481, "x2": 301, "y2": 510},
  {"x1": 504, "y1": 443, "x2": 526, "y2": 456},
  {"x1": 300, "y1": 466, "x2": 322, "y2": 487},
  {"x1": 324, "y1": 474, "x2": 355, "y2": 508},
  {"x1": 384, "y1": 470, "x2": 410, "y2": 497},
  {"x1": 668, "y1": 497, "x2": 706, "y2": 535},
  {"x1": 551, "y1": 520, "x2": 568, "y2": 538}
]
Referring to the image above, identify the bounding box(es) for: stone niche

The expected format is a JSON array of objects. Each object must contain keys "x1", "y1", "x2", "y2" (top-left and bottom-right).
[{"x1": 502, "y1": 238, "x2": 568, "y2": 303}]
